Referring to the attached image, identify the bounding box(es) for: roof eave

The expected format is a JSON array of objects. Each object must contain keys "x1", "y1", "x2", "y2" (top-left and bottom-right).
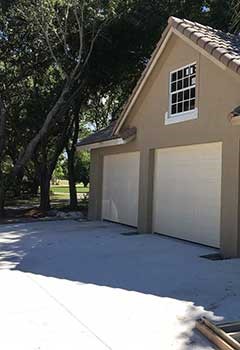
[{"x1": 77, "y1": 133, "x2": 136, "y2": 151}]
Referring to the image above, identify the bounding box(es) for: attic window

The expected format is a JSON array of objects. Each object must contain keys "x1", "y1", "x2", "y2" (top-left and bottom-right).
[{"x1": 165, "y1": 63, "x2": 198, "y2": 125}]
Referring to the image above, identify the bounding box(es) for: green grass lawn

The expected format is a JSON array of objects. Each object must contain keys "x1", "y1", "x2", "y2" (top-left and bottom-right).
[
  {"x1": 5, "y1": 185, "x2": 89, "y2": 208},
  {"x1": 4, "y1": 185, "x2": 89, "y2": 211},
  {"x1": 51, "y1": 185, "x2": 89, "y2": 194}
]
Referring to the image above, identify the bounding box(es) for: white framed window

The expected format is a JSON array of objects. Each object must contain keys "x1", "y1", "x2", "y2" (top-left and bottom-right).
[{"x1": 165, "y1": 62, "x2": 198, "y2": 125}]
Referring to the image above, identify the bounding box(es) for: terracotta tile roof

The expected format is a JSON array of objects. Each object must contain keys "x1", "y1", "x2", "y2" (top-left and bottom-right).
[{"x1": 169, "y1": 16, "x2": 240, "y2": 75}]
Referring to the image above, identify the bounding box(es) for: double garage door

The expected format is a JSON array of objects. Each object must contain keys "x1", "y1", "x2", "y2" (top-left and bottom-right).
[{"x1": 102, "y1": 143, "x2": 222, "y2": 247}]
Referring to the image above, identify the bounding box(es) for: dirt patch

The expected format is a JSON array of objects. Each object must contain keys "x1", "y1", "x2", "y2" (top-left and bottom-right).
[{"x1": 0, "y1": 206, "x2": 88, "y2": 225}]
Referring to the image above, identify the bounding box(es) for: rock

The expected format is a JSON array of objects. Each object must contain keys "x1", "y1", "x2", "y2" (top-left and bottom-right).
[
  {"x1": 24, "y1": 208, "x2": 45, "y2": 218},
  {"x1": 56, "y1": 211, "x2": 85, "y2": 219},
  {"x1": 69, "y1": 211, "x2": 85, "y2": 219},
  {"x1": 56, "y1": 211, "x2": 66, "y2": 218},
  {"x1": 46, "y1": 209, "x2": 58, "y2": 217}
]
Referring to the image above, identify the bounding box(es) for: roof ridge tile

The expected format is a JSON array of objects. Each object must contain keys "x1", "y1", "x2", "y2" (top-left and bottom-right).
[{"x1": 170, "y1": 17, "x2": 240, "y2": 76}]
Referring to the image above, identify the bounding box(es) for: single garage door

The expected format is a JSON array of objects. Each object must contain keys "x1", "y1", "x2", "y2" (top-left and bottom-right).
[
  {"x1": 102, "y1": 152, "x2": 140, "y2": 226},
  {"x1": 153, "y1": 143, "x2": 222, "y2": 247}
]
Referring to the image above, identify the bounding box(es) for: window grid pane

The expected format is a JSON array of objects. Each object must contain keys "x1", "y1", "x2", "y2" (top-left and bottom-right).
[{"x1": 170, "y1": 63, "x2": 196, "y2": 116}]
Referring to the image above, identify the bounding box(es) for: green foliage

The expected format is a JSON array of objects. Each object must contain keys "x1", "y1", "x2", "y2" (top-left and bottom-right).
[
  {"x1": 74, "y1": 151, "x2": 90, "y2": 187},
  {"x1": 51, "y1": 149, "x2": 90, "y2": 187},
  {"x1": 52, "y1": 154, "x2": 66, "y2": 183},
  {"x1": 0, "y1": 0, "x2": 120, "y2": 204},
  {"x1": 203, "y1": 0, "x2": 235, "y2": 32},
  {"x1": 231, "y1": 0, "x2": 240, "y2": 32}
]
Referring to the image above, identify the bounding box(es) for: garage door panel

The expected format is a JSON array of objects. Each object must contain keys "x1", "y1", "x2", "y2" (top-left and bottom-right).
[
  {"x1": 102, "y1": 152, "x2": 140, "y2": 227},
  {"x1": 153, "y1": 143, "x2": 222, "y2": 247}
]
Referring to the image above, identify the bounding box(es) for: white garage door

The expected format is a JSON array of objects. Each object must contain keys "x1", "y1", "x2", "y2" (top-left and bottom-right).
[
  {"x1": 153, "y1": 143, "x2": 222, "y2": 247},
  {"x1": 102, "y1": 152, "x2": 140, "y2": 227}
]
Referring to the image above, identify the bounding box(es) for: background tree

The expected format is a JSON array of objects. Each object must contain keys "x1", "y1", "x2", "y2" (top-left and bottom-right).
[
  {"x1": 232, "y1": 0, "x2": 240, "y2": 31},
  {"x1": 74, "y1": 152, "x2": 90, "y2": 187},
  {"x1": 0, "y1": 0, "x2": 120, "y2": 214},
  {"x1": 52, "y1": 155, "x2": 66, "y2": 185}
]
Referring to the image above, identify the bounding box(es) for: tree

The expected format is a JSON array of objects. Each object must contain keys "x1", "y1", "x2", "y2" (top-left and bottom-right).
[
  {"x1": 0, "y1": 97, "x2": 7, "y2": 214},
  {"x1": 66, "y1": 104, "x2": 82, "y2": 209},
  {"x1": 0, "y1": 0, "x2": 120, "y2": 214},
  {"x1": 202, "y1": 0, "x2": 235, "y2": 32},
  {"x1": 11, "y1": 0, "x2": 116, "y2": 175},
  {"x1": 232, "y1": 0, "x2": 240, "y2": 32},
  {"x1": 74, "y1": 151, "x2": 90, "y2": 187},
  {"x1": 52, "y1": 154, "x2": 66, "y2": 184},
  {"x1": 38, "y1": 116, "x2": 72, "y2": 210}
]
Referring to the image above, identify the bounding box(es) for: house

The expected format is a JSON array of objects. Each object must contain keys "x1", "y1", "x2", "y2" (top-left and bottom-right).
[{"x1": 77, "y1": 17, "x2": 240, "y2": 258}]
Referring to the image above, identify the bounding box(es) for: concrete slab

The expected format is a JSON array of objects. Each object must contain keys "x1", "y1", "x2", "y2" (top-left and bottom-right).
[{"x1": 1, "y1": 220, "x2": 240, "y2": 349}]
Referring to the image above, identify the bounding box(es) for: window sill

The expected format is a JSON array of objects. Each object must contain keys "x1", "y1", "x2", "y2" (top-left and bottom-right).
[{"x1": 165, "y1": 108, "x2": 198, "y2": 125}]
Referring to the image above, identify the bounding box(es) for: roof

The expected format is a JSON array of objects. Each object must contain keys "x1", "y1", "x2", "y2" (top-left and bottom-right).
[
  {"x1": 231, "y1": 105, "x2": 240, "y2": 117},
  {"x1": 169, "y1": 17, "x2": 240, "y2": 75},
  {"x1": 77, "y1": 122, "x2": 117, "y2": 147},
  {"x1": 113, "y1": 17, "x2": 240, "y2": 134},
  {"x1": 229, "y1": 105, "x2": 240, "y2": 125},
  {"x1": 77, "y1": 121, "x2": 136, "y2": 150},
  {"x1": 79, "y1": 17, "x2": 240, "y2": 148}
]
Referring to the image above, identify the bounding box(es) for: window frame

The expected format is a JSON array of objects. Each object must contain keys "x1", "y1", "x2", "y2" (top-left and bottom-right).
[{"x1": 165, "y1": 62, "x2": 198, "y2": 125}]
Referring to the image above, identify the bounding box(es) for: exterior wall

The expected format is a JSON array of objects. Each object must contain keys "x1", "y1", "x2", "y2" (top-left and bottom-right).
[{"x1": 89, "y1": 32, "x2": 240, "y2": 257}]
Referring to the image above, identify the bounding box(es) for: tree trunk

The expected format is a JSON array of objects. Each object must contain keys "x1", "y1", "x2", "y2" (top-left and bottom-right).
[
  {"x1": 38, "y1": 116, "x2": 71, "y2": 211},
  {"x1": 32, "y1": 177, "x2": 39, "y2": 196},
  {"x1": 0, "y1": 170, "x2": 6, "y2": 217},
  {"x1": 39, "y1": 145, "x2": 51, "y2": 211},
  {"x1": 66, "y1": 104, "x2": 81, "y2": 210},
  {"x1": 67, "y1": 150, "x2": 78, "y2": 210},
  {"x1": 0, "y1": 97, "x2": 7, "y2": 217},
  {"x1": 0, "y1": 96, "x2": 6, "y2": 158},
  {"x1": 0, "y1": 185, "x2": 5, "y2": 217},
  {"x1": 39, "y1": 173, "x2": 51, "y2": 211},
  {"x1": 14, "y1": 172, "x2": 24, "y2": 197}
]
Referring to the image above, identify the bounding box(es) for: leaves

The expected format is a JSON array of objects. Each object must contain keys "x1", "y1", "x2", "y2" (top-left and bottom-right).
[{"x1": 231, "y1": 0, "x2": 240, "y2": 32}]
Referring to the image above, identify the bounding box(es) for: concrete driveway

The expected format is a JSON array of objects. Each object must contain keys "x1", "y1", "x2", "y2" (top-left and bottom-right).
[{"x1": 1, "y1": 220, "x2": 240, "y2": 349}]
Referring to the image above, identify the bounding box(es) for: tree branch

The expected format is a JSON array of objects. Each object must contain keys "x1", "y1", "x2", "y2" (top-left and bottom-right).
[
  {"x1": 48, "y1": 116, "x2": 72, "y2": 175},
  {"x1": 74, "y1": 19, "x2": 108, "y2": 81},
  {"x1": 43, "y1": 27, "x2": 67, "y2": 79},
  {"x1": 12, "y1": 80, "x2": 72, "y2": 177}
]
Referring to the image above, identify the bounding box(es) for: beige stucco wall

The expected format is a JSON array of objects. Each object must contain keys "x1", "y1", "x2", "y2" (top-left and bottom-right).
[{"x1": 89, "y1": 32, "x2": 240, "y2": 257}]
